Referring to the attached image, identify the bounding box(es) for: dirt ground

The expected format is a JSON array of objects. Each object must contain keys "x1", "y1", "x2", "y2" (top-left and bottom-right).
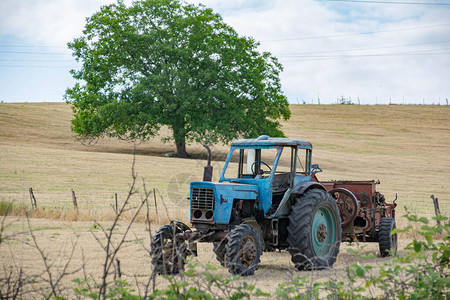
[{"x1": 1, "y1": 216, "x2": 414, "y2": 298}]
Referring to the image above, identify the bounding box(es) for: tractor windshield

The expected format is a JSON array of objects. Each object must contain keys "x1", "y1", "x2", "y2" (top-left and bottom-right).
[
  {"x1": 223, "y1": 147, "x2": 279, "y2": 180},
  {"x1": 221, "y1": 146, "x2": 311, "y2": 182},
  {"x1": 221, "y1": 146, "x2": 303, "y2": 181}
]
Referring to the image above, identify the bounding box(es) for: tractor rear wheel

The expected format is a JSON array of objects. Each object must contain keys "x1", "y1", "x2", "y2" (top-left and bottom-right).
[
  {"x1": 378, "y1": 217, "x2": 397, "y2": 257},
  {"x1": 287, "y1": 189, "x2": 341, "y2": 270},
  {"x1": 150, "y1": 224, "x2": 189, "y2": 275},
  {"x1": 225, "y1": 224, "x2": 262, "y2": 276}
]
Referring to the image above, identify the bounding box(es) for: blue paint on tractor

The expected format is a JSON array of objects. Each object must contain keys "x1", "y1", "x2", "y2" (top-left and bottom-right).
[
  {"x1": 219, "y1": 146, "x2": 282, "y2": 213},
  {"x1": 189, "y1": 181, "x2": 258, "y2": 224},
  {"x1": 231, "y1": 136, "x2": 312, "y2": 149}
]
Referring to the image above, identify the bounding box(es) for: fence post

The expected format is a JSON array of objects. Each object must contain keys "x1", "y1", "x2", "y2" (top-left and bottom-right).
[
  {"x1": 114, "y1": 193, "x2": 118, "y2": 215},
  {"x1": 430, "y1": 195, "x2": 441, "y2": 225},
  {"x1": 72, "y1": 189, "x2": 78, "y2": 211},
  {"x1": 29, "y1": 188, "x2": 37, "y2": 209},
  {"x1": 153, "y1": 188, "x2": 158, "y2": 215},
  {"x1": 114, "y1": 258, "x2": 122, "y2": 281}
]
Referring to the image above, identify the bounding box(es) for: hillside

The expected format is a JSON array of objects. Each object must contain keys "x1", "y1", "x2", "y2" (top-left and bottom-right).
[{"x1": 0, "y1": 103, "x2": 449, "y2": 220}]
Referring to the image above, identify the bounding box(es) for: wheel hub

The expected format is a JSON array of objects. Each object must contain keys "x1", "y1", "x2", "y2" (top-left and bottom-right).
[
  {"x1": 312, "y1": 206, "x2": 337, "y2": 259},
  {"x1": 316, "y1": 223, "x2": 327, "y2": 243},
  {"x1": 240, "y1": 238, "x2": 257, "y2": 267}
]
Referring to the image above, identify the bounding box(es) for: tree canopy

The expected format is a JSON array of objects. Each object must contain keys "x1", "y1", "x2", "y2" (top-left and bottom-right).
[{"x1": 65, "y1": 0, "x2": 290, "y2": 157}]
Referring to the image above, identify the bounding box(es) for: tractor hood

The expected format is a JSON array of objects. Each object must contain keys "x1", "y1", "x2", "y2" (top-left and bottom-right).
[{"x1": 190, "y1": 181, "x2": 258, "y2": 224}]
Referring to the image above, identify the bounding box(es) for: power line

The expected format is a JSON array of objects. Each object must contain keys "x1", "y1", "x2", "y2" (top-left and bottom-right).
[
  {"x1": 281, "y1": 44, "x2": 450, "y2": 60},
  {"x1": 0, "y1": 50, "x2": 71, "y2": 55},
  {"x1": 284, "y1": 50, "x2": 450, "y2": 60},
  {"x1": 0, "y1": 65, "x2": 76, "y2": 68},
  {"x1": 278, "y1": 40, "x2": 450, "y2": 57},
  {"x1": 2, "y1": 50, "x2": 447, "y2": 66},
  {"x1": 2, "y1": 24, "x2": 448, "y2": 49},
  {"x1": 281, "y1": 50, "x2": 450, "y2": 62},
  {"x1": 322, "y1": 0, "x2": 450, "y2": 5},
  {"x1": 0, "y1": 44, "x2": 66, "y2": 48},
  {"x1": 0, "y1": 59, "x2": 75, "y2": 62},
  {"x1": 262, "y1": 23, "x2": 450, "y2": 42}
]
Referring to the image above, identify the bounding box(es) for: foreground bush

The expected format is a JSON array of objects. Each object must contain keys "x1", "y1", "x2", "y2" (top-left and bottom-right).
[{"x1": 71, "y1": 214, "x2": 448, "y2": 300}]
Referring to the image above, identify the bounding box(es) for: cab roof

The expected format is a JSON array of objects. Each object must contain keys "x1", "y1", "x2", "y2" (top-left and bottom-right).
[{"x1": 230, "y1": 135, "x2": 312, "y2": 149}]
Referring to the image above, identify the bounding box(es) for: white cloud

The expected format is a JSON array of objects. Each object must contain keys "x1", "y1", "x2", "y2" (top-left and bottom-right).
[
  {"x1": 0, "y1": 0, "x2": 121, "y2": 46},
  {"x1": 0, "y1": 0, "x2": 449, "y2": 103},
  {"x1": 199, "y1": 0, "x2": 450, "y2": 104}
]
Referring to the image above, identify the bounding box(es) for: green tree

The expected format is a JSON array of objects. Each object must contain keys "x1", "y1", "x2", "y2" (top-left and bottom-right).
[{"x1": 65, "y1": 0, "x2": 290, "y2": 157}]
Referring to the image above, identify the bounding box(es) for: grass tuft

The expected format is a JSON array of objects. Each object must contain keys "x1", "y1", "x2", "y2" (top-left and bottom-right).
[{"x1": 0, "y1": 200, "x2": 23, "y2": 216}]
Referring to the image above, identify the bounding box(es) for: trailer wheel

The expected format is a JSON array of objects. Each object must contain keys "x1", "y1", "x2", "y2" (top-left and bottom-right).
[
  {"x1": 378, "y1": 217, "x2": 397, "y2": 257},
  {"x1": 288, "y1": 189, "x2": 341, "y2": 270},
  {"x1": 225, "y1": 224, "x2": 262, "y2": 276},
  {"x1": 150, "y1": 224, "x2": 189, "y2": 275},
  {"x1": 213, "y1": 240, "x2": 226, "y2": 266}
]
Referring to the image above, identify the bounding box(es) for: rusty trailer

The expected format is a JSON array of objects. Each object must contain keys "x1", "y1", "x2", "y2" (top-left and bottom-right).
[{"x1": 313, "y1": 175, "x2": 398, "y2": 256}]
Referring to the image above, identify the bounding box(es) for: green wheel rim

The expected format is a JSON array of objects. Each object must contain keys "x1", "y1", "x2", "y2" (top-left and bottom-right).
[{"x1": 312, "y1": 206, "x2": 337, "y2": 259}]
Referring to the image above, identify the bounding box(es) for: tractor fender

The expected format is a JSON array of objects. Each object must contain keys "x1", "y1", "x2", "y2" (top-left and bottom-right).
[
  {"x1": 292, "y1": 181, "x2": 327, "y2": 195},
  {"x1": 269, "y1": 182, "x2": 327, "y2": 218}
]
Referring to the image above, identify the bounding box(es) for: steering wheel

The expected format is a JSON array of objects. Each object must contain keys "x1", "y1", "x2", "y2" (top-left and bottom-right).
[{"x1": 251, "y1": 161, "x2": 272, "y2": 176}]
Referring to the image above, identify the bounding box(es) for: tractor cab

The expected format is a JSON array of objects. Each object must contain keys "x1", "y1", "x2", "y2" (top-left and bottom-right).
[
  {"x1": 219, "y1": 135, "x2": 313, "y2": 214},
  {"x1": 189, "y1": 136, "x2": 318, "y2": 227}
]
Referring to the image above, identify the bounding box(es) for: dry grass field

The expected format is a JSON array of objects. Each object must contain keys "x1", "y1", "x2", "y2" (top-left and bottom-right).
[{"x1": 0, "y1": 102, "x2": 449, "y2": 297}]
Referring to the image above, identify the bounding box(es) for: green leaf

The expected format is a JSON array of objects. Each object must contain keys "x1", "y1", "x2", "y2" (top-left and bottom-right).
[
  {"x1": 205, "y1": 263, "x2": 217, "y2": 271},
  {"x1": 418, "y1": 217, "x2": 429, "y2": 224},
  {"x1": 351, "y1": 263, "x2": 366, "y2": 277},
  {"x1": 413, "y1": 240, "x2": 423, "y2": 252},
  {"x1": 202, "y1": 272, "x2": 221, "y2": 283},
  {"x1": 391, "y1": 225, "x2": 412, "y2": 234},
  {"x1": 253, "y1": 288, "x2": 271, "y2": 297}
]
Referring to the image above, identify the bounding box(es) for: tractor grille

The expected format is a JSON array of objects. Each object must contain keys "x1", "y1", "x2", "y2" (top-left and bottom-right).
[{"x1": 191, "y1": 188, "x2": 214, "y2": 210}]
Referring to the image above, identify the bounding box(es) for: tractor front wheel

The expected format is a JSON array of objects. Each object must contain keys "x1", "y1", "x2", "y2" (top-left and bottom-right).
[
  {"x1": 225, "y1": 224, "x2": 262, "y2": 276},
  {"x1": 378, "y1": 217, "x2": 397, "y2": 257},
  {"x1": 150, "y1": 224, "x2": 189, "y2": 275},
  {"x1": 213, "y1": 240, "x2": 226, "y2": 266},
  {"x1": 288, "y1": 189, "x2": 341, "y2": 270}
]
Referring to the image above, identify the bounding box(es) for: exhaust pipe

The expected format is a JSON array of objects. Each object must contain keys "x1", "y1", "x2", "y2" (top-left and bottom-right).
[{"x1": 203, "y1": 144, "x2": 213, "y2": 182}]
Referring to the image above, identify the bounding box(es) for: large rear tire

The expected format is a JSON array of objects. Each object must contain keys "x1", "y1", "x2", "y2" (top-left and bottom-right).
[
  {"x1": 150, "y1": 224, "x2": 189, "y2": 275},
  {"x1": 225, "y1": 224, "x2": 262, "y2": 276},
  {"x1": 287, "y1": 189, "x2": 341, "y2": 270},
  {"x1": 378, "y1": 217, "x2": 397, "y2": 257}
]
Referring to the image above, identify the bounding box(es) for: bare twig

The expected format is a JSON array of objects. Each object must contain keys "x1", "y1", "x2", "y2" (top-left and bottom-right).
[
  {"x1": 155, "y1": 188, "x2": 171, "y2": 222},
  {"x1": 25, "y1": 213, "x2": 81, "y2": 299},
  {"x1": 88, "y1": 143, "x2": 154, "y2": 299}
]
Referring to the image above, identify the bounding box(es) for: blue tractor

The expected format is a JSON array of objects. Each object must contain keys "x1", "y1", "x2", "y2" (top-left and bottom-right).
[{"x1": 151, "y1": 136, "x2": 341, "y2": 276}]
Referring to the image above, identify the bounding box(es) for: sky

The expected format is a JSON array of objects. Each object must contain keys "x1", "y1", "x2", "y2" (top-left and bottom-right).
[{"x1": 0, "y1": 0, "x2": 449, "y2": 105}]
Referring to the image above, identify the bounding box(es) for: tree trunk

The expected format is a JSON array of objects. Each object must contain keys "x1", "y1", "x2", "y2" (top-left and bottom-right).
[
  {"x1": 173, "y1": 121, "x2": 189, "y2": 158},
  {"x1": 175, "y1": 138, "x2": 189, "y2": 158}
]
